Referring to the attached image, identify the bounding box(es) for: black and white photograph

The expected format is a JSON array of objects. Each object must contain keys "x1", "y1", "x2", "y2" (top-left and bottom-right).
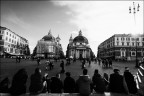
[{"x1": 0, "y1": 0, "x2": 144, "y2": 96}]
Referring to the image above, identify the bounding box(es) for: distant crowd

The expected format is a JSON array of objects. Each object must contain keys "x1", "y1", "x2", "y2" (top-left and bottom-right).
[{"x1": 0, "y1": 66, "x2": 138, "y2": 96}]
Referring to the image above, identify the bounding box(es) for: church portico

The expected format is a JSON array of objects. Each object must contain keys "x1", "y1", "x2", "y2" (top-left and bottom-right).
[{"x1": 66, "y1": 30, "x2": 94, "y2": 59}]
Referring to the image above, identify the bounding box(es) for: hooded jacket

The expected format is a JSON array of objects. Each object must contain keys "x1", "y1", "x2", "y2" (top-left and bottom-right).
[{"x1": 76, "y1": 75, "x2": 92, "y2": 96}]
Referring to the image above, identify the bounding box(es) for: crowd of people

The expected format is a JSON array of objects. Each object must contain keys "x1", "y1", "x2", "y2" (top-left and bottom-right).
[{"x1": 0, "y1": 66, "x2": 138, "y2": 96}]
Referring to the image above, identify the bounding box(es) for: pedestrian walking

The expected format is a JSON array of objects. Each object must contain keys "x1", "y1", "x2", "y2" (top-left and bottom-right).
[
  {"x1": 60, "y1": 60, "x2": 65, "y2": 73},
  {"x1": 37, "y1": 57, "x2": 40, "y2": 66}
]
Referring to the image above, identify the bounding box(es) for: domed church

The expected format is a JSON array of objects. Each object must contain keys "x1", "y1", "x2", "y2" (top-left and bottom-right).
[
  {"x1": 66, "y1": 30, "x2": 94, "y2": 59},
  {"x1": 36, "y1": 30, "x2": 64, "y2": 59}
]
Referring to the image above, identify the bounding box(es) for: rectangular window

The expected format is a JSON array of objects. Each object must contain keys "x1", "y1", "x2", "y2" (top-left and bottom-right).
[
  {"x1": 122, "y1": 42, "x2": 124, "y2": 46},
  {"x1": 137, "y1": 42, "x2": 139, "y2": 46},
  {"x1": 127, "y1": 42, "x2": 129, "y2": 46},
  {"x1": 131, "y1": 38, "x2": 135, "y2": 41},
  {"x1": 9, "y1": 38, "x2": 11, "y2": 42},
  {"x1": 0, "y1": 35, "x2": 2, "y2": 40},
  {"x1": 132, "y1": 42, "x2": 134, "y2": 46},
  {"x1": 7, "y1": 32, "x2": 8, "y2": 35}
]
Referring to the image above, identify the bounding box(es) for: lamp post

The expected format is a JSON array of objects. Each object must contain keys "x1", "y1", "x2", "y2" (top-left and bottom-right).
[
  {"x1": 135, "y1": 38, "x2": 139, "y2": 68},
  {"x1": 129, "y1": 2, "x2": 140, "y2": 68}
]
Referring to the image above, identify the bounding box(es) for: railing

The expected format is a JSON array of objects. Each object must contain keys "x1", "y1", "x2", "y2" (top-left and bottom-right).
[{"x1": 135, "y1": 64, "x2": 144, "y2": 95}]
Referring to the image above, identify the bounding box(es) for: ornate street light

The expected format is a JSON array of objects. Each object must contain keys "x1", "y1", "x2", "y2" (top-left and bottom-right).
[{"x1": 129, "y1": 2, "x2": 140, "y2": 68}]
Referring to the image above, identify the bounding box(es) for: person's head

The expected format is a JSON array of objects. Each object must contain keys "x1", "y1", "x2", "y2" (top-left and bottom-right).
[
  {"x1": 125, "y1": 67, "x2": 129, "y2": 72},
  {"x1": 113, "y1": 69, "x2": 119, "y2": 74},
  {"x1": 83, "y1": 69, "x2": 88, "y2": 75},
  {"x1": 66, "y1": 72, "x2": 71, "y2": 77},
  {"x1": 56, "y1": 73, "x2": 60, "y2": 78},
  {"x1": 35, "y1": 68, "x2": 41, "y2": 74},
  {"x1": 16, "y1": 68, "x2": 27, "y2": 76},
  {"x1": 94, "y1": 69, "x2": 99, "y2": 74}
]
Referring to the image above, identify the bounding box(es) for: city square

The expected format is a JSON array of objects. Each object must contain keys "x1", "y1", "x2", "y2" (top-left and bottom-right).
[{"x1": 0, "y1": 0, "x2": 144, "y2": 96}]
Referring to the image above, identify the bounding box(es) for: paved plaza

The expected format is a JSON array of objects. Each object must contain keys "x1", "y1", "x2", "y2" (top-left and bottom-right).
[{"x1": 0, "y1": 58, "x2": 138, "y2": 92}]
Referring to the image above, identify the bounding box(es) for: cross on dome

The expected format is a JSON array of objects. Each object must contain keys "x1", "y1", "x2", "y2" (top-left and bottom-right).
[
  {"x1": 48, "y1": 29, "x2": 51, "y2": 35},
  {"x1": 79, "y1": 30, "x2": 82, "y2": 36}
]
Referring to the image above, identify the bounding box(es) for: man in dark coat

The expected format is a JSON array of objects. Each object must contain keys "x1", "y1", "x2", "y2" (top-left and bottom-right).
[
  {"x1": 92, "y1": 69, "x2": 106, "y2": 93},
  {"x1": 76, "y1": 69, "x2": 93, "y2": 96},
  {"x1": 50, "y1": 73, "x2": 63, "y2": 93},
  {"x1": 9, "y1": 68, "x2": 28, "y2": 95},
  {"x1": 64, "y1": 72, "x2": 76, "y2": 93},
  {"x1": 109, "y1": 69, "x2": 129, "y2": 94},
  {"x1": 123, "y1": 67, "x2": 137, "y2": 94},
  {"x1": 29, "y1": 68, "x2": 45, "y2": 94}
]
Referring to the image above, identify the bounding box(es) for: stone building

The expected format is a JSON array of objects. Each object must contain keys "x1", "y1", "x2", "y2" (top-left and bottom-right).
[
  {"x1": 97, "y1": 34, "x2": 144, "y2": 61},
  {"x1": 36, "y1": 30, "x2": 64, "y2": 59},
  {"x1": 0, "y1": 26, "x2": 30, "y2": 57},
  {"x1": 66, "y1": 30, "x2": 94, "y2": 59}
]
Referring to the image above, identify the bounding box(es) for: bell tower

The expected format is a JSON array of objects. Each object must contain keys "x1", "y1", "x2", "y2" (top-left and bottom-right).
[{"x1": 69, "y1": 34, "x2": 73, "y2": 43}]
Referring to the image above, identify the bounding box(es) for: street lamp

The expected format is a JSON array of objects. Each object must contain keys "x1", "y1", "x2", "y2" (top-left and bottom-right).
[
  {"x1": 135, "y1": 37, "x2": 139, "y2": 68},
  {"x1": 129, "y1": 2, "x2": 140, "y2": 68}
]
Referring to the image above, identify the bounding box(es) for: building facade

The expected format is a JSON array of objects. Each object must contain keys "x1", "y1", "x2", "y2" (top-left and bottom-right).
[
  {"x1": 97, "y1": 34, "x2": 144, "y2": 61},
  {"x1": 36, "y1": 30, "x2": 64, "y2": 59},
  {"x1": 0, "y1": 26, "x2": 30, "y2": 57},
  {"x1": 66, "y1": 30, "x2": 94, "y2": 59}
]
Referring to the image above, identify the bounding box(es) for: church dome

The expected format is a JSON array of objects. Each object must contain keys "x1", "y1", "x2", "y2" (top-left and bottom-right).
[
  {"x1": 42, "y1": 30, "x2": 55, "y2": 41},
  {"x1": 73, "y1": 30, "x2": 88, "y2": 44}
]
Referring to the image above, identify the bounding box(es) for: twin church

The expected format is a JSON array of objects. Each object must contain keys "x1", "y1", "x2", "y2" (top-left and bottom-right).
[{"x1": 36, "y1": 30, "x2": 94, "y2": 59}]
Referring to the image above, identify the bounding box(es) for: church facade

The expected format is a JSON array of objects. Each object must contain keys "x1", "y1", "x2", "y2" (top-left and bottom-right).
[
  {"x1": 36, "y1": 30, "x2": 64, "y2": 59},
  {"x1": 66, "y1": 30, "x2": 94, "y2": 59}
]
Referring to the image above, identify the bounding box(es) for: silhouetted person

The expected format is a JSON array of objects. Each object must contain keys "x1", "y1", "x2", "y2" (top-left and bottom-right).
[
  {"x1": 60, "y1": 60, "x2": 65, "y2": 73},
  {"x1": 49, "y1": 61, "x2": 54, "y2": 70},
  {"x1": 37, "y1": 58, "x2": 40, "y2": 66},
  {"x1": 50, "y1": 73, "x2": 63, "y2": 93},
  {"x1": 81, "y1": 59, "x2": 86, "y2": 69},
  {"x1": 45, "y1": 60, "x2": 50, "y2": 70},
  {"x1": 9, "y1": 68, "x2": 28, "y2": 95},
  {"x1": 29, "y1": 68, "x2": 46, "y2": 94},
  {"x1": 108, "y1": 59, "x2": 112, "y2": 67},
  {"x1": 18, "y1": 56, "x2": 21, "y2": 63},
  {"x1": 64, "y1": 72, "x2": 76, "y2": 93},
  {"x1": 76, "y1": 69, "x2": 93, "y2": 96},
  {"x1": 0, "y1": 77, "x2": 10, "y2": 93},
  {"x1": 123, "y1": 67, "x2": 137, "y2": 94},
  {"x1": 109, "y1": 69, "x2": 129, "y2": 94},
  {"x1": 92, "y1": 69, "x2": 106, "y2": 93}
]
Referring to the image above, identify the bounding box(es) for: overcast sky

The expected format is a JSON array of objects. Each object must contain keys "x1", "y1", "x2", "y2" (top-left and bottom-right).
[{"x1": 1, "y1": 1, "x2": 143, "y2": 55}]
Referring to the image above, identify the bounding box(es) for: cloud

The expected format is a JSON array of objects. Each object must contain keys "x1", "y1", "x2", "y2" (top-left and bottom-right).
[
  {"x1": 54, "y1": 1, "x2": 143, "y2": 55},
  {"x1": 2, "y1": 9, "x2": 31, "y2": 30}
]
